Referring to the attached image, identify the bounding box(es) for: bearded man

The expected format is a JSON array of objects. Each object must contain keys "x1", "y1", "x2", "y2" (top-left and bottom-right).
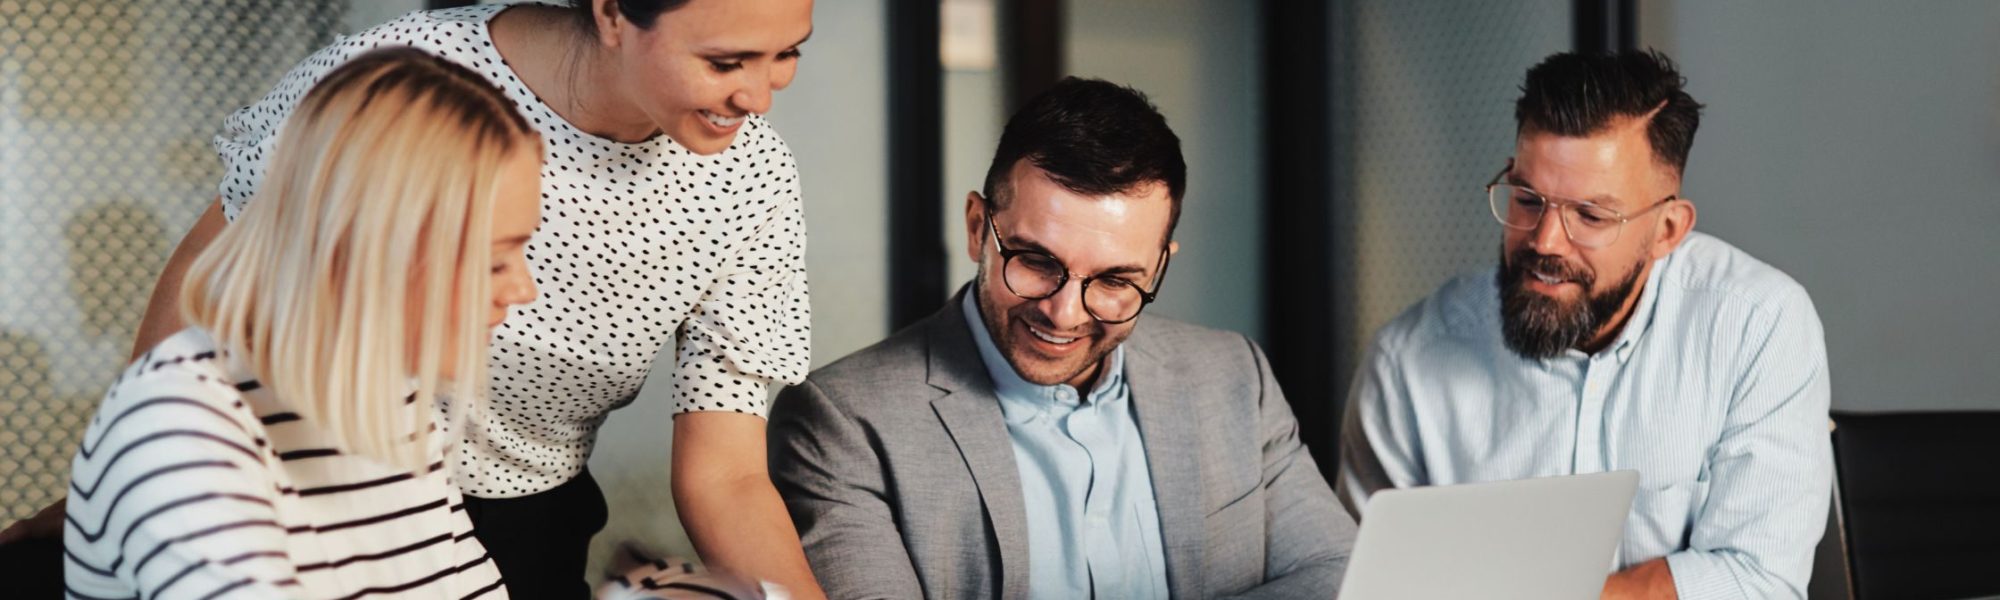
[{"x1": 1337, "y1": 50, "x2": 1832, "y2": 600}]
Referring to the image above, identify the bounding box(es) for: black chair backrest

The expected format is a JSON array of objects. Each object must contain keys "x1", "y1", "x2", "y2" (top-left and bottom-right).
[{"x1": 1831, "y1": 410, "x2": 2000, "y2": 600}]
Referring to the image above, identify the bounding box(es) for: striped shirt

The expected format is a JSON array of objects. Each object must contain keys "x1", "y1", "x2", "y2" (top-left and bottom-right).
[
  {"x1": 64, "y1": 328, "x2": 506, "y2": 600},
  {"x1": 1338, "y1": 232, "x2": 1833, "y2": 600}
]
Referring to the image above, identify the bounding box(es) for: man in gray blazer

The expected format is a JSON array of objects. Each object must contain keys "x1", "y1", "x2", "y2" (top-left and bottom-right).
[{"x1": 769, "y1": 78, "x2": 1357, "y2": 599}]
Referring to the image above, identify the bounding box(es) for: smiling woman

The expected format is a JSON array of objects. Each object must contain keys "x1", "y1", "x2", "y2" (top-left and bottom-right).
[{"x1": 551, "y1": 0, "x2": 813, "y2": 152}]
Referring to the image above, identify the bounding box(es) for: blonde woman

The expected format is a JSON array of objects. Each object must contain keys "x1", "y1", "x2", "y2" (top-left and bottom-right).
[{"x1": 62, "y1": 48, "x2": 541, "y2": 598}]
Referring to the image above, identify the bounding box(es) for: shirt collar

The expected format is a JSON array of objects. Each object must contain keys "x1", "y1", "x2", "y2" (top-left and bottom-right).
[{"x1": 960, "y1": 290, "x2": 1128, "y2": 422}]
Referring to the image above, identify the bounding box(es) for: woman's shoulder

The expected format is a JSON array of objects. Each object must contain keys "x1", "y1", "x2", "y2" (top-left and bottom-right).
[
  {"x1": 318, "y1": 5, "x2": 508, "y2": 69},
  {"x1": 95, "y1": 329, "x2": 260, "y2": 438},
  {"x1": 215, "y1": 5, "x2": 513, "y2": 217},
  {"x1": 422, "y1": 3, "x2": 512, "y2": 26},
  {"x1": 354, "y1": 4, "x2": 507, "y2": 43}
]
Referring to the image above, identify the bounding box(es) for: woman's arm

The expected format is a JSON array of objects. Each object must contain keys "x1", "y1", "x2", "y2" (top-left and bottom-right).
[
  {"x1": 672, "y1": 411, "x2": 826, "y2": 600},
  {"x1": 130, "y1": 198, "x2": 226, "y2": 359}
]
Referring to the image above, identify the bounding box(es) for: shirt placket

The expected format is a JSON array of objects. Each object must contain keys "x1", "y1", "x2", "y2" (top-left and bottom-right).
[
  {"x1": 1574, "y1": 353, "x2": 1613, "y2": 474},
  {"x1": 1061, "y1": 386, "x2": 1121, "y2": 597}
]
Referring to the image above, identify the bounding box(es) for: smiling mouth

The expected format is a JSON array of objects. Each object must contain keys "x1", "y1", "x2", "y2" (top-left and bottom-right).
[
  {"x1": 1028, "y1": 325, "x2": 1080, "y2": 345},
  {"x1": 1531, "y1": 269, "x2": 1570, "y2": 285},
  {"x1": 700, "y1": 110, "x2": 746, "y2": 129}
]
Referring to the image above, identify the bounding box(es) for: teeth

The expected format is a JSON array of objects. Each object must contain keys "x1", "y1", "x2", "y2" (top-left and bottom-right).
[
  {"x1": 1029, "y1": 327, "x2": 1077, "y2": 345},
  {"x1": 701, "y1": 110, "x2": 746, "y2": 128},
  {"x1": 1533, "y1": 270, "x2": 1564, "y2": 284}
]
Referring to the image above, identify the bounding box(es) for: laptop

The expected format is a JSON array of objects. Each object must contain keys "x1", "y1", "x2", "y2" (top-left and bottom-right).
[{"x1": 1337, "y1": 470, "x2": 1640, "y2": 600}]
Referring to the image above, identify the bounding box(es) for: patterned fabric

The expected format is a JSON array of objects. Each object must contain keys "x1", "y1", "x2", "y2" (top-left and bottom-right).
[
  {"x1": 1340, "y1": 232, "x2": 1834, "y2": 599},
  {"x1": 65, "y1": 329, "x2": 504, "y2": 599},
  {"x1": 596, "y1": 544, "x2": 768, "y2": 600},
  {"x1": 210, "y1": 5, "x2": 812, "y2": 498}
]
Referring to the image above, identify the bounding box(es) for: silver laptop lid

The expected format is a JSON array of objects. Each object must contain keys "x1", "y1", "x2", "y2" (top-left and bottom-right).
[{"x1": 1338, "y1": 470, "x2": 1640, "y2": 600}]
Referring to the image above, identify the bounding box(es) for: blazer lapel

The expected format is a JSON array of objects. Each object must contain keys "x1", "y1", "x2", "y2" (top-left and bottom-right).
[
  {"x1": 926, "y1": 293, "x2": 1031, "y2": 599},
  {"x1": 1126, "y1": 325, "x2": 1206, "y2": 598}
]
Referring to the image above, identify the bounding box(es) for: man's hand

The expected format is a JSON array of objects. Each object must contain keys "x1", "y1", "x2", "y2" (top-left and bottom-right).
[
  {"x1": 0, "y1": 499, "x2": 65, "y2": 545},
  {"x1": 1602, "y1": 558, "x2": 1678, "y2": 600}
]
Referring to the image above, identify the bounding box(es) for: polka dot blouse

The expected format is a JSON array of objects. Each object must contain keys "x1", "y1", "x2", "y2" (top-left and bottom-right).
[{"x1": 212, "y1": 5, "x2": 811, "y2": 498}]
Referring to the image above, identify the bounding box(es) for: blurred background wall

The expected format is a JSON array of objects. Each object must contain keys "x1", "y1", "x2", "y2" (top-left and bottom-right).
[
  {"x1": 3, "y1": 1, "x2": 1995, "y2": 596},
  {"x1": 0, "y1": 0, "x2": 349, "y2": 532},
  {"x1": 1643, "y1": 0, "x2": 2000, "y2": 413}
]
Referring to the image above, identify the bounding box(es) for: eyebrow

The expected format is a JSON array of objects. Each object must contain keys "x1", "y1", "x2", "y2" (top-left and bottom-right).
[
  {"x1": 700, "y1": 29, "x2": 813, "y2": 62},
  {"x1": 1004, "y1": 234, "x2": 1153, "y2": 278},
  {"x1": 494, "y1": 234, "x2": 533, "y2": 247}
]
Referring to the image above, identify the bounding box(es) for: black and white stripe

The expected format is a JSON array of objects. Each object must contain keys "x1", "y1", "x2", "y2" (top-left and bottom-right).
[{"x1": 65, "y1": 328, "x2": 508, "y2": 599}]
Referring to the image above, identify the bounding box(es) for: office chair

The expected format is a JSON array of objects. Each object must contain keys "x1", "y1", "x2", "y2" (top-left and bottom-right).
[{"x1": 1831, "y1": 410, "x2": 2000, "y2": 600}]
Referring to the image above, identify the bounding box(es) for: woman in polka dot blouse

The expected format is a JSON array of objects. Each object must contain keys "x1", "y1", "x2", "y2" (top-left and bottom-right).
[{"x1": 10, "y1": 1, "x2": 824, "y2": 598}]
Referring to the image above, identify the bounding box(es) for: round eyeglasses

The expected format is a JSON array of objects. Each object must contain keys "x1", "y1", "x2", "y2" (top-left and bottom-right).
[
  {"x1": 985, "y1": 208, "x2": 1169, "y2": 324},
  {"x1": 1485, "y1": 164, "x2": 1676, "y2": 249}
]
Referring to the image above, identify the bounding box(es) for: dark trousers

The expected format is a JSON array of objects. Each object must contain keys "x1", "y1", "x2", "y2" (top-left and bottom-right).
[
  {"x1": 0, "y1": 537, "x2": 62, "y2": 599},
  {"x1": 463, "y1": 469, "x2": 609, "y2": 600}
]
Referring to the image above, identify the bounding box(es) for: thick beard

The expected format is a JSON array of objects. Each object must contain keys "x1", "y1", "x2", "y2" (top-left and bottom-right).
[
  {"x1": 1498, "y1": 247, "x2": 1644, "y2": 359},
  {"x1": 973, "y1": 271, "x2": 1123, "y2": 387}
]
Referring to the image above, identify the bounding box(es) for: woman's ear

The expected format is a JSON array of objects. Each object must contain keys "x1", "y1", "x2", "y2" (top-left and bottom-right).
[{"x1": 592, "y1": 0, "x2": 625, "y2": 49}]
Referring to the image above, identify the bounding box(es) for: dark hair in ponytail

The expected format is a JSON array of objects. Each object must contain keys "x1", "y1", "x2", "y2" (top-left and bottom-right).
[{"x1": 571, "y1": 0, "x2": 693, "y2": 33}]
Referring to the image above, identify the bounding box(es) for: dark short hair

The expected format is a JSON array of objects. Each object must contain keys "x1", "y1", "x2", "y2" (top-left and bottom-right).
[
  {"x1": 571, "y1": 0, "x2": 692, "y2": 33},
  {"x1": 982, "y1": 77, "x2": 1187, "y2": 239},
  {"x1": 1515, "y1": 49, "x2": 1705, "y2": 177}
]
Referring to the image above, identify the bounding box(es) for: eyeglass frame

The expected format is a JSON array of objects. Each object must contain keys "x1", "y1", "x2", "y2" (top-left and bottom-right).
[
  {"x1": 1484, "y1": 163, "x2": 1680, "y2": 249},
  {"x1": 983, "y1": 206, "x2": 1171, "y2": 325}
]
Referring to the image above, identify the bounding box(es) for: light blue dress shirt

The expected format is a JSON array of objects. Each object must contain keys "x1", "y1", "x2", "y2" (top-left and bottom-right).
[
  {"x1": 962, "y1": 293, "x2": 1170, "y2": 600},
  {"x1": 1340, "y1": 232, "x2": 1833, "y2": 600}
]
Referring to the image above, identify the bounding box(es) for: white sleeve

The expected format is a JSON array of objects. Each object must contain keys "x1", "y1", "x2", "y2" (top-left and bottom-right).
[
  {"x1": 1663, "y1": 288, "x2": 1833, "y2": 600},
  {"x1": 670, "y1": 119, "x2": 813, "y2": 417},
  {"x1": 65, "y1": 375, "x2": 300, "y2": 599}
]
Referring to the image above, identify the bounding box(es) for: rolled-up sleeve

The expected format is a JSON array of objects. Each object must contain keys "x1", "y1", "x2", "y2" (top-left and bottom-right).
[
  {"x1": 670, "y1": 123, "x2": 812, "y2": 417},
  {"x1": 1665, "y1": 288, "x2": 1833, "y2": 600}
]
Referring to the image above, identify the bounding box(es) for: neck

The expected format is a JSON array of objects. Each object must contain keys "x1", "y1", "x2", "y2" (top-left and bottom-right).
[{"x1": 493, "y1": 5, "x2": 660, "y2": 143}]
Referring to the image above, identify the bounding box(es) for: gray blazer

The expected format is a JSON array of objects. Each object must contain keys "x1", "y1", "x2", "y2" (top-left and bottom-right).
[{"x1": 769, "y1": 293, "x2": 1358, "y2": 599}]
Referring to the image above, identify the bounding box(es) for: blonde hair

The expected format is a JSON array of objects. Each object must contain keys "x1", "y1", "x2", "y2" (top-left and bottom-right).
[{"x1": 183, "y1": 48, "x2": 538, "y2": 471}]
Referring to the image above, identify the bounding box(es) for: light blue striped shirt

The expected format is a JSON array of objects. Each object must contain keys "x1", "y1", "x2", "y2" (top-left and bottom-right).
[
  {"x1": 962, "y1": 293, "x2": 1170, "y2": 600},
  {"x1": 1338, "y1": 232, "x2": 1833, "y2": 600}
]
